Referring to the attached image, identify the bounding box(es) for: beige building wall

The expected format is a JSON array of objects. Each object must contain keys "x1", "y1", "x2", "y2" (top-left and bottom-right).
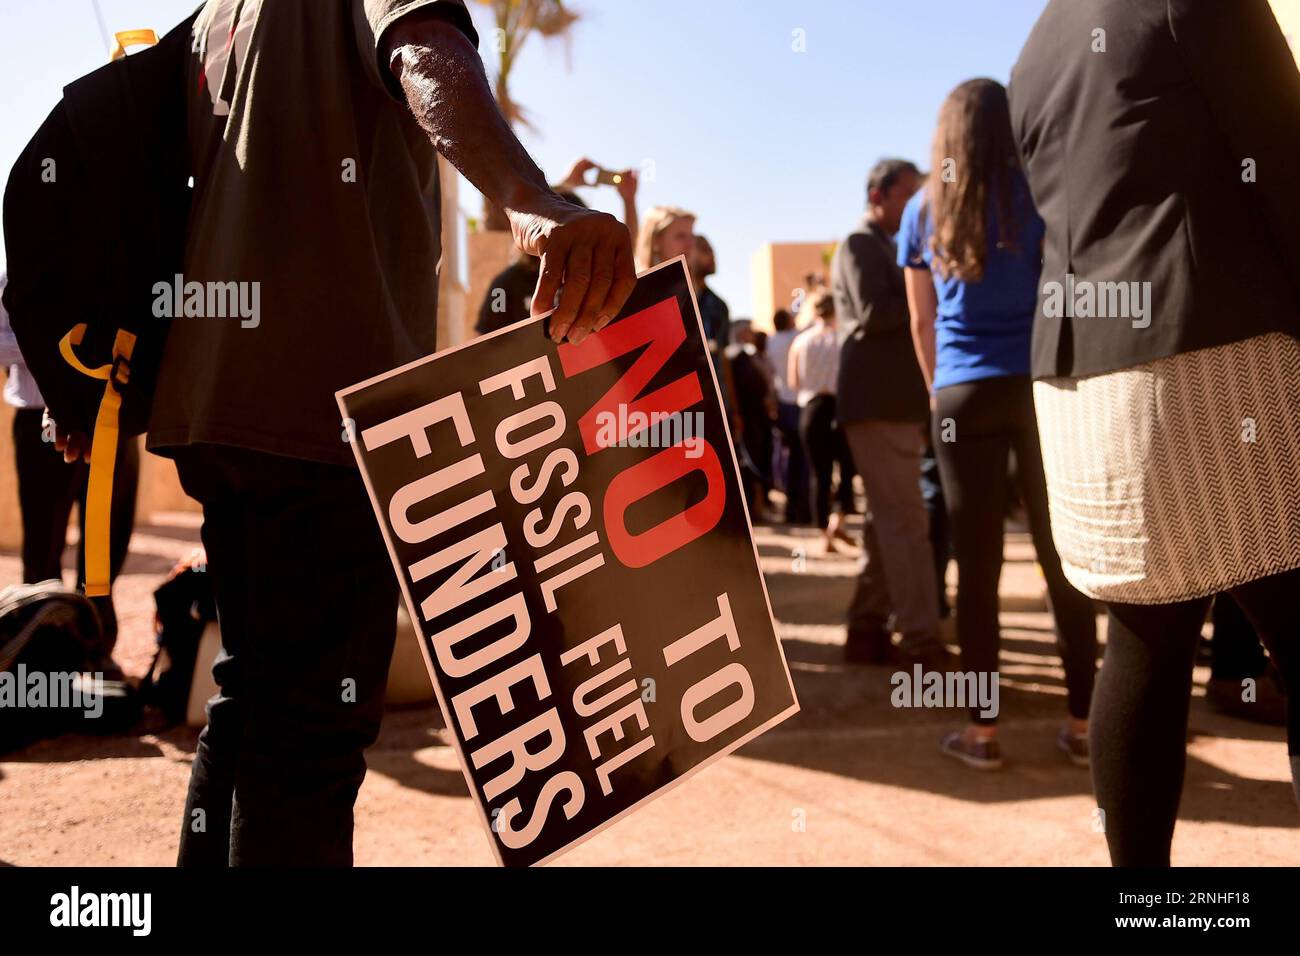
[
  {"x1": 750, "y1": 241, "x2": 837, "y2": 332},
  {"x1": 436, "y1": 155, "x2": 470, "y2": 351},
  {"x1": 0, "y1": 403, "x2": 23, "y2": 551},
  {"x1": 0, "y1": 410, "x2": 193, "y2": 554}
]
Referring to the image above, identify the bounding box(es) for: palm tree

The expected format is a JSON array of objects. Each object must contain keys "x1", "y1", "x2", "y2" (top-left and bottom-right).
[{"x1": 474, "y1": 0, "x2": 581, "y2": 230}]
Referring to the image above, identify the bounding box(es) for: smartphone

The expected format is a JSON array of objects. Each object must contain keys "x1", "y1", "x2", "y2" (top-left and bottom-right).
[{"x1": 586, "y1": 166, "x2": 626, "y2": 187}]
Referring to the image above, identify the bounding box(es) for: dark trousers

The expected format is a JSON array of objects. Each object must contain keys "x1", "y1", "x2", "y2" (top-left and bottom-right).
[
  {"x1": 1211, "y1": 593, "x2": 1270, "y2": 680},
  {"x1": 741, "y1": 411, "x2": 774, "y2": 491},
  {"x1": 173, "y1": 444, "x2": 398, "y2": 867},
  {"x1": 12, "y1": 406, "x2": 137, "y2": 644},
  {"x1": 13, "y1": 407, "x2": 82, "y2": 583},
  {"x1": 777, "y1": 401, "x2": 810, "y2": 524},
  {"x1": 733, "y1": 424, "x2": 766, "y2": 520},
  {"x1": 932, "y1": 376, "x2": 1097, "y2": 724},
  {"x1": 1095, "y1": 567, "x2": 1300, "y2": 866},
  {"x1": 798, "y1": 394, "x2": 855, "y2": 528}
]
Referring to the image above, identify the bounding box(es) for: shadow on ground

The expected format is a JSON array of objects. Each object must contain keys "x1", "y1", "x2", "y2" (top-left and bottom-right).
[
  {"x1": 740, "y1": 521, "x2": 1297, "y2": 831},
  {"x1": 1, "y1": 516, "x2": 1295, "y2": 840}
]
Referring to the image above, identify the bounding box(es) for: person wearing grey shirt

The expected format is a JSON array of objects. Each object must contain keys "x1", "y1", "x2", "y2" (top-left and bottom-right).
[{"x1": 832, "y1": 160, "x2": 953, "y2": 672}]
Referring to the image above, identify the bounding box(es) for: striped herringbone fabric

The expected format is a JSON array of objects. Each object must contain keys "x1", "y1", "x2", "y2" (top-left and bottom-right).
[{"x1": 1033, "y1": 332, "x2": 1300, "y2": 604}]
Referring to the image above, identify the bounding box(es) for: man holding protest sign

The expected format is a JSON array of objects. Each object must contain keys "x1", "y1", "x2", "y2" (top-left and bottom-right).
[{"x1": 154, "y1": 0, "x2": 635, "y2": 866}]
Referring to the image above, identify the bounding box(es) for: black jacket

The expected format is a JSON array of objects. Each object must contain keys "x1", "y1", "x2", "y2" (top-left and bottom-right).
[
  {"x1": 832, "y1": 219, "x2": 929, "y2": 424},
  {"x1": 1010, "y1": 0, "x2": 1300, "y2": 379}
]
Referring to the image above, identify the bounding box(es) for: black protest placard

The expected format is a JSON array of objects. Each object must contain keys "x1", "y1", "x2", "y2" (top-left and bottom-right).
[{"x1": 337, "y1": 256, "x2": 797, "y2": 866}]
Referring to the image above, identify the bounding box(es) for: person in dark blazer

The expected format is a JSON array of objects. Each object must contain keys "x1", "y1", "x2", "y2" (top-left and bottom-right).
[
  {"x1": 1011, "y1": 0, "x2": 1300, "y2": 866},
  {"x1": 832, "y1": 159, "x2": 952, "y2": 672}
]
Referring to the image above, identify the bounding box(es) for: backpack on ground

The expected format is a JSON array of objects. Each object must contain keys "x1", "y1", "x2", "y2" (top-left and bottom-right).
[{"x1": 0, "y1": 581, "x2": 140, "y2": 754}]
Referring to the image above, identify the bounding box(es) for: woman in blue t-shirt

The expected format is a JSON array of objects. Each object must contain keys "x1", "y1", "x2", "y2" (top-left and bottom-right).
[{"x1": 900, "y1": 78, "x2": 1097, "y2": 771}]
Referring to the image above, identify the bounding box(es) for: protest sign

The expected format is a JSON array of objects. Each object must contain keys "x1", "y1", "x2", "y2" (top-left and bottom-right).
[{"x1": 337, "y1": 256, "x2": 798, "y2": 866}]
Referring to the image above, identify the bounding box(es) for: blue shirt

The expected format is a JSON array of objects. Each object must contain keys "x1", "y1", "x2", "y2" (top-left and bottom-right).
[{"x1": 897, "y1": 175, "x2": 1043, "y2": 391}]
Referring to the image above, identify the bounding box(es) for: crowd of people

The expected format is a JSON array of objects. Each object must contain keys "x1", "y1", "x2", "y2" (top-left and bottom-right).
[
  {"x1": 1, "y1": 0, "x2": 1297, "y2": 870},
  {"x1": 588, "y1": 0, "x2": 1300, "y2": 870}
]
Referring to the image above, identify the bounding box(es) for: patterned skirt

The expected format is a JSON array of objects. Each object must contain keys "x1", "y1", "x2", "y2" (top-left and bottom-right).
[{"x1": 1032, "y1": 332, "x2": 1300, "y2": 605}]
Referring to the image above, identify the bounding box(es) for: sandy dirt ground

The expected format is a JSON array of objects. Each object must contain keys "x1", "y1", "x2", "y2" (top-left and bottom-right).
[{"x1": 1, "y1": 511, "x2": 1296, "y2": 867}]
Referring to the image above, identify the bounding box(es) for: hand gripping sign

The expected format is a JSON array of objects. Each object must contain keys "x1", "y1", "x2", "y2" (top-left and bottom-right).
[{"x1": 337, "y1": 257, "x2": 798, "y2": 866}]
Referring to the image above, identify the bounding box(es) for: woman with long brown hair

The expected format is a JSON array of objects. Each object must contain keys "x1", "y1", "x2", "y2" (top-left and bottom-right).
[{"x1": 900, "y1": 78, "x2": 1098, "y2": 770}]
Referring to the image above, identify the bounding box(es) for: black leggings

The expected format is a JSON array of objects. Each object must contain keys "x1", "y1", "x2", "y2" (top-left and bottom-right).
[
  {"x1": 1095, "y1": 567, "x2": 1300, "y2": 866},
  {"x1": 799, "y1": 394, "x2": 856, "y2": 527},
  {"x1": 932, "y1": 375, "x2": 1098, "y2": 724},
  {"x1": 1211, "y1": 593, "x2": 1270, "y2": 680}
]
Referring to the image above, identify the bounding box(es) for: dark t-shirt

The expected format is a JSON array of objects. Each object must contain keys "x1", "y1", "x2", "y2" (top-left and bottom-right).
[
  {"x1": 475, "y1": 258, "x2": 540, "y2": 336},
  {"x1": 148, "y1": 0, "x2": 477, "y2": 465},
  {"x1": 696, "y1": 285, "x2": 730, "y2": 354},
  {"x1": 724, "y1": 344, "x2": 772, "y2": 425},
  {"x1": 695, "y1": 284, "x2": 732, "y2": 408}
]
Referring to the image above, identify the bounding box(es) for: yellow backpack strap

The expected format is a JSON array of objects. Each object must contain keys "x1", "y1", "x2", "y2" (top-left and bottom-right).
[
  {"x1": 59, "y1": 27, "x2": 156, "y2": 596},
  {"x1": 58, "y1": 324, "x2": 111, "y2": 380},
  {"x1": 57, "y1": 324, "x2": 137, "y2": 597},
  {"x1": 109, "y1": 29, "x2": 158, "y2": 61}
]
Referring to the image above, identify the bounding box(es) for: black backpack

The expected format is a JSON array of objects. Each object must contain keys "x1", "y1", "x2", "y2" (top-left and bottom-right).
[
  {"x1": 141, "y1": 563, "x2": 218, "y2": 726},
  {"x1": 1, "y1": 13, "x2": 195, "y2": 598},
  {"x1": 0, "y1": 582, "x2": 140, "y2": 754}
]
